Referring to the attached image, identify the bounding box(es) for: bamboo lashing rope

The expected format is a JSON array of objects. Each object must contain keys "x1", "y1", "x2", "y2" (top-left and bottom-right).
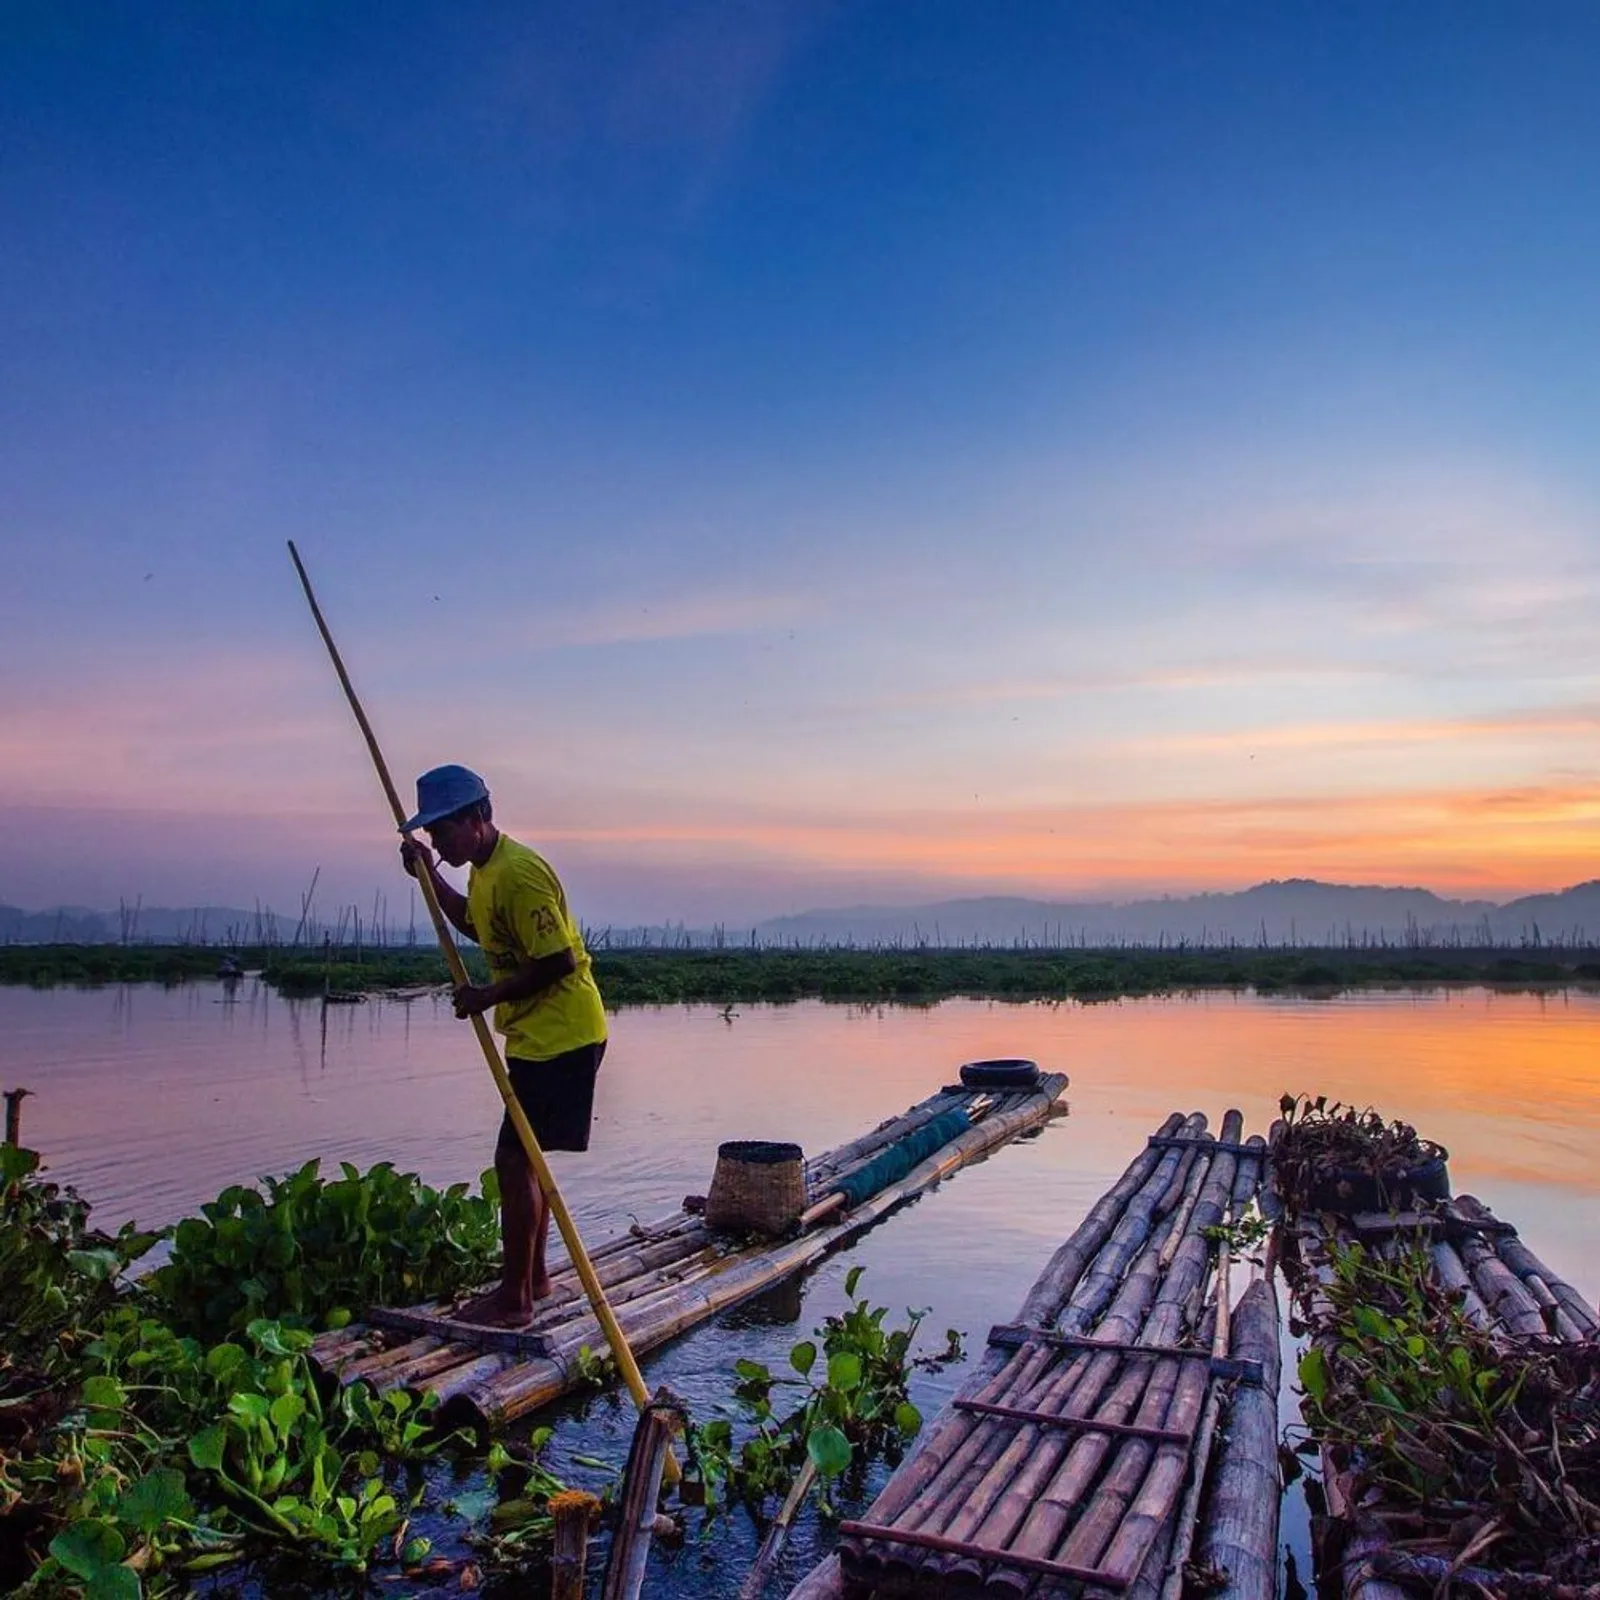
[{"x1": 286, "y1": 541, "x2": 675, "y2": 1480}]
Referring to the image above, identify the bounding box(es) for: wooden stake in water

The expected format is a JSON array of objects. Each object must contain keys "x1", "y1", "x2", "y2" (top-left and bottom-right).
[
  {"x1": 4, "y1": 1086, "x2": 32, "y2": 1147},
  {"x1": 285, "y1": 540, "x2": 675, "y2": 1479},
  {"x1": 601, "y1": 1389, "x2": 684, "y2": 1600}
]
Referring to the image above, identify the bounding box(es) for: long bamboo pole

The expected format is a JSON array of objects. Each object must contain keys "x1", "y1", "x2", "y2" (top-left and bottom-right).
[{"x1": 285, "y1": 540, "x2": 673, "y2": 1478}]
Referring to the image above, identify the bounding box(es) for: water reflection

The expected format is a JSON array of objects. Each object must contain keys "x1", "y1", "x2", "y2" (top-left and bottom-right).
[{"x1": 4, "y1": 982, "x2": 1597, "y2": 1306}]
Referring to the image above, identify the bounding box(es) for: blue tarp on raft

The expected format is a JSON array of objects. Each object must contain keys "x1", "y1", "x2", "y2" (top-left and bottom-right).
[{"x1": 827, "y1": 1108, "x2": 974, "y2": 1210}]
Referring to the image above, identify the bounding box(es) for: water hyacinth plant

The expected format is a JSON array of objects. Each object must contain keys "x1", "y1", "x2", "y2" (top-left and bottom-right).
[
  {"x1": 684, "y1": 1265, "x2": 963, "y2": 1518},
  {"x1": 0, "y1": 1149, "x2": 544, "y2": 1598},
  {"x1": 1293, "y1": 1236, "x2": 1600, "y2": 1587},
  {"x1": 146, "y1": 1158, "x2": 502, "y2": 1342}
]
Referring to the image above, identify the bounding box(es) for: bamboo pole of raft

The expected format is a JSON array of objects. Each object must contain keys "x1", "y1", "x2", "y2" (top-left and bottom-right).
[
  {"x1": 285, "y1": 540, "x2": 672, "y2": 1478},
  {"x1": 1428, "y1": 1237, "x2": 1492, "y2": 1327},
  {"x1": 1453, "y1": 1195, "x2": 1599, "y2": 1337},
  {"x1": 1157, "y1": 1200, "x2": 1236, "y2": 1600},
  {"x1": 1197, "y1": 1276, "x2": 1281, "y2": 1600},
  {"x1": 783, "y1": 1554, "x2": 844, "y2": 1600},
  {"x1": 1445, "y1": 1207, "x2": 1547, "y2": 1336}
]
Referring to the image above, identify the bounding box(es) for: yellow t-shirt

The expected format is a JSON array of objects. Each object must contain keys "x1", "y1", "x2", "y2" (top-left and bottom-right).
[{"x1": 466, "y1": 834, "x2": 607, "y2": 1061}]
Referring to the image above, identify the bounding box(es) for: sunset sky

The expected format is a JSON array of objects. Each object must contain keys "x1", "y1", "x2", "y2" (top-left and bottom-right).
[{"x1": 4, "y1": 3, "x2": 1599, "y2": 926}]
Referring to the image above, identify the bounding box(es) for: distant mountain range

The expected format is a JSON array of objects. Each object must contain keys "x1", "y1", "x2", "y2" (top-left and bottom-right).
[
  {"x1": 7, "y1": 878, "x2": 1600, "y2": 950},
  {"x1": 749, "y1": 878, "x2": 1600, "y2": 948}
]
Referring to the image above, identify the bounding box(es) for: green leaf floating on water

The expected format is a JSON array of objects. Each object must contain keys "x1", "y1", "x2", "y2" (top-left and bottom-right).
[
  {"x1": 826, "y1": 1351, "x2": 863, "y2": 1392},
  {"x1": 189, "y1": 1426, "x2": 227, "y2": 1472},
  {"x1": 229, "y1": 1391, "x2": 271, "y2": 1423},
  {"x1": 80, "y1": 1374, "x2": 126, "y2": 1410},
  {"x1": 270, "y1": 1391, "x2": 307, "y2": 1432},
  {"x1": 68, "y1": 1248, "x2": 122, "y2": 1282},
  {"x1": 50, "y1": 1519, "x2": 127, "y2": 1579},
  {"x1": 204, "y1": 1342, "x2": 246, "y2": 1381},
  {"x1": 446, "y1": 1486, "x2": 498, "y2": 1523},
  {"x1": 117, "y1": 1469, "x2": 193, "y2": 1534},
  {"x1": 806, "y1": 1424, "x2": 852, "y2": 1478},
  {"x1": 1298, "y1": 1347, "x2": 1328, "y2": 1405},
  {"x1": 86, "y1": 1566, "x2": 141, "y2": 1600},
  {"x1": 248, "y1": 1318, "x2": 311, "y2": 1356}
]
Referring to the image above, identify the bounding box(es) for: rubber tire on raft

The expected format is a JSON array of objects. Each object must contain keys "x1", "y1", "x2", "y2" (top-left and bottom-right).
[{"x1": 959, "y1": 1058, "x2": 1041, "y2": 1091}]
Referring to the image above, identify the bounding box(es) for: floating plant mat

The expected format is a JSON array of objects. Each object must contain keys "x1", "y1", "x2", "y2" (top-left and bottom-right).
[
  {"x1": 1271, "y1": 1094, "x2": 1450, "y2": 1218},
  {"x1": 1286, "y1": 1194, "x2": 1600, "y2": 1598}
]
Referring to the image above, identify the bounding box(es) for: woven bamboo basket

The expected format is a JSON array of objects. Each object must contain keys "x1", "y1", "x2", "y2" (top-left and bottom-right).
[{"x1": 704, "y1": 1140, "x2": 807, "y2": 1236}]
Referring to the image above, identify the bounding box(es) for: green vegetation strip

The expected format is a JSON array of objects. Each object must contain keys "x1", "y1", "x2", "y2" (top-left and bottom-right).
[{"x1": 4, "y1": 943, "x2": 1600, "y2": 1002}]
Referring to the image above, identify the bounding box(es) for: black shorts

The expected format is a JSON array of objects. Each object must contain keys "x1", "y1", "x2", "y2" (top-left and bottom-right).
[{"x1": 497, "y1": 1041, "x2": 605, "y2": 1156}]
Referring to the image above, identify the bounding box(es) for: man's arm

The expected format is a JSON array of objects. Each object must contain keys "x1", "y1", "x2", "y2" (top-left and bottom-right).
[
  {"x1": 399, "y1": 840, "x2": 477, "y2": 941},
  {"x1": 452, "y1": 946, "x2": 576, "y2": 1018}
]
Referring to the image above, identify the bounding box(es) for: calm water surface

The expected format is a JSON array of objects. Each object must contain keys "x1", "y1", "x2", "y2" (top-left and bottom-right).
[{"x1": 4, "y1": 983, "x2": 1597, "y2": 1596}]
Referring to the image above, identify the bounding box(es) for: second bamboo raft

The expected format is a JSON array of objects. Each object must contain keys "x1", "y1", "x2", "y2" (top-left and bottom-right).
[
  {"x1": 1285, "y1": 1186, "x2": 1599, "y2": 1600},
  {"x1": 791, "y1": 1109, "x2": 1282, "y2": 1600}
]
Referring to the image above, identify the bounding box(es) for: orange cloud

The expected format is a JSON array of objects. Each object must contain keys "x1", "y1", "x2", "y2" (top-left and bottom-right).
[{"x1": 520, "y1": 780, "x2": 1600, "y2": 899}]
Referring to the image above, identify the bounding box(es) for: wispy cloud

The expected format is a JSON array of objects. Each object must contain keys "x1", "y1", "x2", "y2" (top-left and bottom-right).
[
  {"x1": 864, "y1": 659, "x2": 1393, "y2": 712},
  {"x1": 0, "y1": 652, "x2": 366, "y2": 812},
  {"x1": 1131, "y1": 702, "x2": 1600, "y2": 756},
  {"x1": 498, "y1": 587, "x2": 816, "y2": 653}
]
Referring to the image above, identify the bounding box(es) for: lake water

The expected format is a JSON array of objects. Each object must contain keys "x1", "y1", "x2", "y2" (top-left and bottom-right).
[{"x1": 4, "y1": 981, "x2": 1598, "y2": 1596}]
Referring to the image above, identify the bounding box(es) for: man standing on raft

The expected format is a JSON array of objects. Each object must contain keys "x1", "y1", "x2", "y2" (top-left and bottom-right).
[{"x1": 399, "y1": 764, "x2": 607, "y2": 1327}]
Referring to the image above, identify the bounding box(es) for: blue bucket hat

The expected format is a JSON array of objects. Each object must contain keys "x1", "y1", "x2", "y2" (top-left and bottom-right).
[{"x1": 402, "y1": 764, "x2": 489, "y2": 832}]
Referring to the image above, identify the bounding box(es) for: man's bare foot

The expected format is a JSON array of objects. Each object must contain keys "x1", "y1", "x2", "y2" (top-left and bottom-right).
[
  {"x1": 455, "y1": 1288, "x2": 534, "y2": 1328},
  {"x1": 531, "y1": 1272, "x2": 554, "y2": 1302}
]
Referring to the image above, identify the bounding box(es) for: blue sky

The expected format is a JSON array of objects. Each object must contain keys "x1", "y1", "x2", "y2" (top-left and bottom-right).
[{"x1": 3, "y1": 2, "x2": 1599, "y2": 925}]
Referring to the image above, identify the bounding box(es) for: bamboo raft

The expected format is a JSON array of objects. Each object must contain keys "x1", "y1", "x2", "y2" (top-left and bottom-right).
[
  {"x1": 1287, "y1": 1187, "x2": 1600, "y2": 1600},
  {"x1": 310, "y1": 1073, "x2": 1068, "y2": 1428},
  {"x1": 789, "y1": 1109, "x2": 1283, "y2": 1600}
]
